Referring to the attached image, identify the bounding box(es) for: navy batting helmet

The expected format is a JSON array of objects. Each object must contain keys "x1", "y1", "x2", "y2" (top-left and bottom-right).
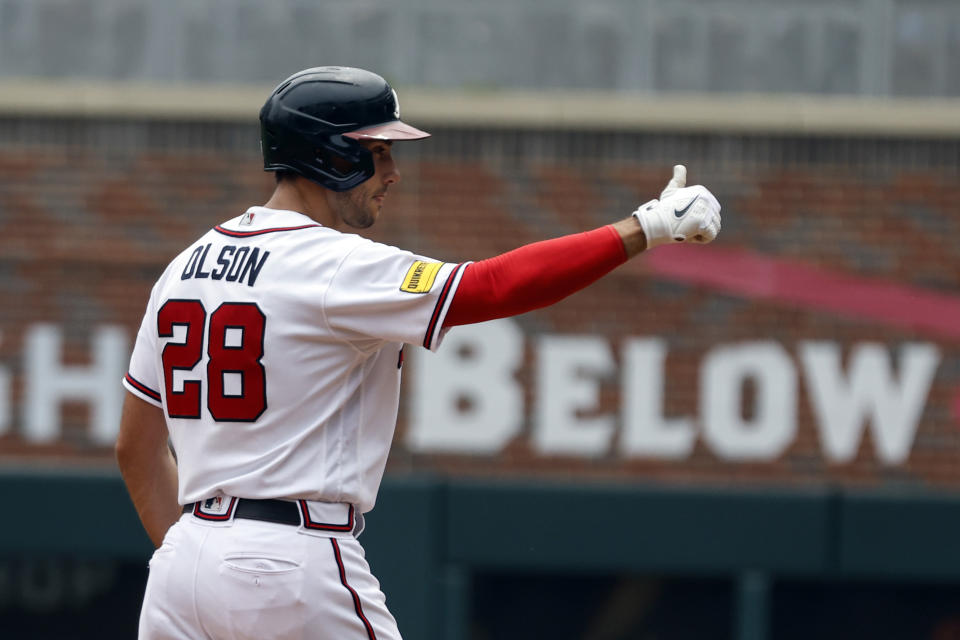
[{"x1": 259, "y1": 67, "x2": 430, "y2": 192}]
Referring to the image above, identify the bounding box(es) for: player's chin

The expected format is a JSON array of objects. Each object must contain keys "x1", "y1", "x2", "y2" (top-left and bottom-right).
[
  {"x1": 344, "y1": 208, "x2": 378, "y2": 229},
  {"x1": 366, "y1": 203, "x2": 383, "y2": 226},
  {"x1": 368, "y1": 200, "x2": 385, "y2": 223}
]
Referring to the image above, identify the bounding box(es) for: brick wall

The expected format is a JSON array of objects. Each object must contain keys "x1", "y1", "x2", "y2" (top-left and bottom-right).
[{"x1": 0, "y1": 117, "x2": 957, "y2": 491}]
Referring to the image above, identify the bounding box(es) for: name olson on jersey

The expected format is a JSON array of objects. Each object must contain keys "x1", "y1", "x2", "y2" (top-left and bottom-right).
[{"x1": 181, "y1": 243, "x2": 271, "y2": 287}]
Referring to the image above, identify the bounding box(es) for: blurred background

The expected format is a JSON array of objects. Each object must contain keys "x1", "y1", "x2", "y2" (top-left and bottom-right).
[{"x1": 1, "y1": 0, "x2": 959, "y2": 638}]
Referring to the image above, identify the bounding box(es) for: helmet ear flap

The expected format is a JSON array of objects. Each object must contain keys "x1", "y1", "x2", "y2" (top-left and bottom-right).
[
  {"x1": 312, "y1": 142, "x2": 375, "y2": 190},
  {"x1": 261, "y1": 120, "x2": 374, "y2": 192}
]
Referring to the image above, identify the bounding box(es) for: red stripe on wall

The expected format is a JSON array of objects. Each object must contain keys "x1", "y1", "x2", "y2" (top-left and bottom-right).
[{"x1": 645, "y1": 245, "x2": 960, "y2": 340}]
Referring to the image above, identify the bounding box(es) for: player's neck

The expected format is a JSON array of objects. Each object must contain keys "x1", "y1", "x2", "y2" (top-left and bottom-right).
[{"x1": 262, "y1": 178, "x2": 336, "y2": 227}]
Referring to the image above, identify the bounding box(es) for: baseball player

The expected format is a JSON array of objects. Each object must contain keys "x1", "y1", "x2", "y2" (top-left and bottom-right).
[{"x1": 115, "y1": 66, "x2": 721, "y2": 640}]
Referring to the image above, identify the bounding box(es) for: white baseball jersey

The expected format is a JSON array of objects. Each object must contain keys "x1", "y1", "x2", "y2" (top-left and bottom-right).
[{"x1": 123, "y1": 206, "x2": 466, "y2": 513}]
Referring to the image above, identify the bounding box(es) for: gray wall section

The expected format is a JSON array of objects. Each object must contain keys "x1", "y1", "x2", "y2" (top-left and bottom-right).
[{"x1": 0, "y1": 0, "x2": 958, "y2": 96}]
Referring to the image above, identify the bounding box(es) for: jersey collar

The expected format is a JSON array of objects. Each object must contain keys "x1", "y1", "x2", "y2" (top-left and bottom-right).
[{"x1": 215, "y1": 207, "x2": 323, "y2": 237}]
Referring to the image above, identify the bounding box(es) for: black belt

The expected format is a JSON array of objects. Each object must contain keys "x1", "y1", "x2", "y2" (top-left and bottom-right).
[
  {"x1": 183, "y1": 498, "x2": 301, "y2": 526},
  {"x1": 183, "y1": 497, "x2": 358, "y2": 533}
]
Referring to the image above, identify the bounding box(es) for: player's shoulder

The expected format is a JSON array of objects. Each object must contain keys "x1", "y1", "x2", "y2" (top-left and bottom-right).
[
  {"x1": 334, "y1": 236, "x2": 451, "y2": 288},
  {"x1": 339, "y1": 234, "x2": 423, "y2": 266}
]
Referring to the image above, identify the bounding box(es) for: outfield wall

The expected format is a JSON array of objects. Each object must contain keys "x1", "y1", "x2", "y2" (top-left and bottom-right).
[
  {"x1": 0, "y1": 93, "x2": 958, "y2": 638},
  {"x1": 0, "y1": 104, "x2": 957, "y2": 490}
]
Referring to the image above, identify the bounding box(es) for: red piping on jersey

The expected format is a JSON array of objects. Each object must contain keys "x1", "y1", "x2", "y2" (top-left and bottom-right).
[
  {"x1": 444, "y1": 224, "x2": 627, "y2": 326},
  {"x1": 423, "y1": 263, "x2": 467, "y2": 348},
  {"x1": 331, "y1": 539, "x2": 378, "y2": 640},
  {"x1": 298, "y1": 500, "x2": 355, "y2": 532},
  {"x1": 213, "y1": 224, "x2": 321, "y2": 237},
  {"x1": 124, "y1": 372, "x2": 162, "y2": 402}
]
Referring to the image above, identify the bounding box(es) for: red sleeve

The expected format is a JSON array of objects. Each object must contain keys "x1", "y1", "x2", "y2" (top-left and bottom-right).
[{"x1": 443, "y1": 225, "x2": 628, "y2": 327}]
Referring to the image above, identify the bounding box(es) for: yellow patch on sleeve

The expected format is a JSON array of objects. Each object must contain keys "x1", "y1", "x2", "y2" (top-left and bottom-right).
[{"x1": 400, "y1": 261, "x2": 443, "y2": 294}]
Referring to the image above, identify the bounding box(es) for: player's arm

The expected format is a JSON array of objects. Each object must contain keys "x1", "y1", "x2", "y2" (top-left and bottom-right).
[
  {"x1": 444, "y1": 165, "x2": 721, "y2": 326},
  {"x1": 115, "y1": 392, "x2": 181, "y2": 548}
]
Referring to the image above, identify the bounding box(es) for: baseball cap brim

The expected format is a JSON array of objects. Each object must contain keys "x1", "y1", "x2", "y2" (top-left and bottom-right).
[{"x1": 343, "y1": 120, "x2": 430, "y2": 141}]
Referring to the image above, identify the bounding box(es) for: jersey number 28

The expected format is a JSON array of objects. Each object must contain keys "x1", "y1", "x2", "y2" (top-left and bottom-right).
[{"x1": 158, "y1": 299, "x2": 267, "y2": 421}]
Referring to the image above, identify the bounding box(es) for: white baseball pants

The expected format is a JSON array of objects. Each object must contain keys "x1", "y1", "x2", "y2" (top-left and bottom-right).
[{"x1": 138, "y1": 504, "x2": 401, "y2": 640}]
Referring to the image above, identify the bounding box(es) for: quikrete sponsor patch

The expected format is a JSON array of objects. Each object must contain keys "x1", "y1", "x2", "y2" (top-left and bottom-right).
[{"x1": 400, "y1": 261, "x2": 442, "y2": 293}]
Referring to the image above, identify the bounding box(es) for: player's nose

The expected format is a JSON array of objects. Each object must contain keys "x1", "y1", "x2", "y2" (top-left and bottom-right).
[{"x1": 381, "y1": 155, "x2": 400, "y2": 186}]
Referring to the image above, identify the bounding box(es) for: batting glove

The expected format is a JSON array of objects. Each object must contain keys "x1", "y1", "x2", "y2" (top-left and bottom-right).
[{"x1": 632, "y1": 165, "x2": 722, "y2": 249}]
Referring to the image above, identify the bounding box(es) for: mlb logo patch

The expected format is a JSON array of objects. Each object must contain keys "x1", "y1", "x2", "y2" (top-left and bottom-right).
[{"x1": 201, "y1": 496, "x2": 233, "y2": 516}]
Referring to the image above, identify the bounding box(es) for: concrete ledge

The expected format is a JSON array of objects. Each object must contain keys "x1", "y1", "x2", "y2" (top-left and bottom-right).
[{"x1": 0, "y1": 79, "x2": 958, "y2": 138}]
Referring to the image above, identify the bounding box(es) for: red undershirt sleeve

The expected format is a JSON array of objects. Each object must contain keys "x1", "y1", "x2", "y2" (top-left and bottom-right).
[{"x1": 443, "y1": 224, "x2": 628, "y2": 327}]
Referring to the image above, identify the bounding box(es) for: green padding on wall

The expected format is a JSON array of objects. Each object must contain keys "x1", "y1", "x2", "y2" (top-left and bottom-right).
[
  {"x1": 838, "y1": 492, "x2": 960, "y2": 579},
  {"x1": 444, "y1": 480, "x2": 835, "y2": 574},
  {"x1": 0, "y1": 469, "x2": 153, "y2": 558},
  {"x1": 4, "y1": 471, "x2": 960, "y2": 582},
  {"x1": 361, "y1": 476, "x2": 444, "y2": 640}
]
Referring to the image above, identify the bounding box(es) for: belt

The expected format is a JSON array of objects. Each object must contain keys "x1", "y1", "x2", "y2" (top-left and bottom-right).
[{"x1": 183, "y1": 497, "x2": 358, "y2": 534}]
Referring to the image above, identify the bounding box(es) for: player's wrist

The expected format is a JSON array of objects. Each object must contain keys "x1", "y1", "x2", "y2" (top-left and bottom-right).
[
  {"x1": 631, "y1": 200, "x2": 671, "y2": 249},
  {"x1": 610, "y1": 217, "x2": 648, "y2": 257}
]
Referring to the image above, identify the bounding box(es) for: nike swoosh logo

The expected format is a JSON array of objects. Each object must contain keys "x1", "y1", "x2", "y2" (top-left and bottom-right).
[{"x1": 674, "y1": 196, "x2": 699, "y2": 218}]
